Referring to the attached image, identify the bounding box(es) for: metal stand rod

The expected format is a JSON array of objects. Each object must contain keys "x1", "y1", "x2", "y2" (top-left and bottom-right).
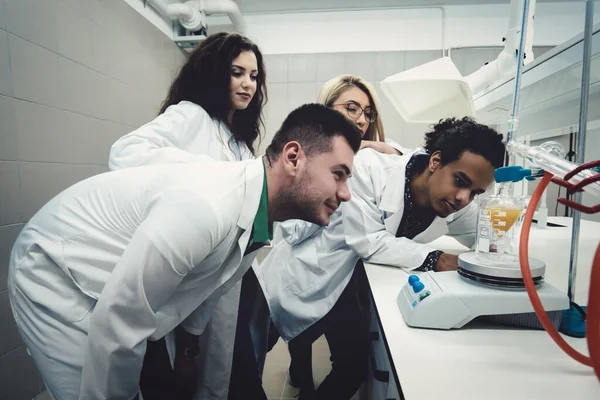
[
  {"x1": 567, "y1": 0, "x2": 595, "y2": 302},
  {"x1": 504, "y1": 0, "x2": 531, "y2": 200},
  {"x1": 507, "y1": 0, "x2": 531, "y2": 140}
]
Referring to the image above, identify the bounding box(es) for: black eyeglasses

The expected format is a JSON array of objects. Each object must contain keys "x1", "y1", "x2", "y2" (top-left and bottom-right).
[{"x1": 333, "y1": 102, "x2": 377, "y2": 123}]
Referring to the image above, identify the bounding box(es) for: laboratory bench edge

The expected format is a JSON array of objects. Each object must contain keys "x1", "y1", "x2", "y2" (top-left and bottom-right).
[{"x1": 361, "y1": 216, "x2": 599, "y2": 400}]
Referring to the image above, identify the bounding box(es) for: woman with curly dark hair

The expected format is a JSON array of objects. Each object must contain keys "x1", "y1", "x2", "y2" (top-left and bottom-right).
[
  {"x1": 107, "y1": 32, "x2": 267, "y2": 400},
  {"x1": 109, "y1": 31, "x2": 267, "y2": 168}
]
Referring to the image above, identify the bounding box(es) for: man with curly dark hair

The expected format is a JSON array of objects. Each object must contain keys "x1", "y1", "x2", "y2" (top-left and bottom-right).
[{"x1": 256, "y1": 116, "x2": 506, "y2": 400}]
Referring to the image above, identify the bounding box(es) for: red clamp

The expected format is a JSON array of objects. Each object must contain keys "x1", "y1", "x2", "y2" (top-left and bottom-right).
[{"x1": 550, "y1": 159, "x2": 600, "y2": 214}]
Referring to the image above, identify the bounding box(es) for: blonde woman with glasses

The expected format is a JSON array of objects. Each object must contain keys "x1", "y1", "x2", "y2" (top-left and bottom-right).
[{"x1": 319, "y1": 74, "x2": 409, "y2": 156}]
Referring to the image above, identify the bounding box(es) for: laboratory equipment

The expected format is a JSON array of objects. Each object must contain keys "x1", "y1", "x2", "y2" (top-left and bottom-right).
[
  {"x1": 397, "y1": 141, "x2": 599, "y2": 331},
  {"x1": 396, "y1": 131, "x2": 600, "y2": 379},
  {"x1": 388, "y1": 0, "x2": 600, "y2": 381},
  {"x1": 398, "y1": 271, "x2": 567, "y2": 330},
  {"x1": 397, "y1": 156, "x2": 571, "y2": 331},
  {"x1": 475, "y1": 193, "x2": 525, "y2": 262},
  {"x1": 520, "y1": 166, "x2": 599, "y2": 364},
  {"x1": 461, "y1": 190, "x2": 547, "y2": 287},
  {"x1": 508, "y1": 141, "x2": 600, "y2": 198}
]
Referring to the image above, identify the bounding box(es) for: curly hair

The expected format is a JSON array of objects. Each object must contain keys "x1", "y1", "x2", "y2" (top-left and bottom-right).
[
  {"x1": 159, "y1": 32, "x2": 267, "y2": 155},
  {"x1": 424, "y1": 117, "x2": 505, "y2": 168}
]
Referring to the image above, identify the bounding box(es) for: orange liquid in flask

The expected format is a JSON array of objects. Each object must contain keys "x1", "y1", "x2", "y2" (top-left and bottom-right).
[{"x1": 485, "y1": 207, "x2": 522, "y2": 236}]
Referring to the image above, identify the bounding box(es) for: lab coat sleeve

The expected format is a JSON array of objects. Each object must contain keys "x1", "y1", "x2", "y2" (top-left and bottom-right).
[
  {"x1": 79, "y1": 195, "x2": 223, "y2": 400},
  {"x1": 447, "y1": 202, "x2": 479, "y2": 249},
  {"x1": 180, "y1": 297, "x2": 220, "y2": 335},
  {"x1": 108, "y1": 102, "x2": 213, "y2": 170},
  {"x1": 384, "y1": 138, "x2": 413, "y2": 155},
  {"x1": 279, "y1": 219, "x2": 322, "y2": 245},
  {"x1": 182, "y1": 253, "x2": 260, "y2": 334},
  {"x1": 343, "y1": 165, "x2": 435, "y2": 270}
]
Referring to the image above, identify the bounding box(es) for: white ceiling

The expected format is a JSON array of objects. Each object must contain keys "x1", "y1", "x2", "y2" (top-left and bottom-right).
[{"x1": 232, "y1": 0, "x2": 578, "y2": 14}]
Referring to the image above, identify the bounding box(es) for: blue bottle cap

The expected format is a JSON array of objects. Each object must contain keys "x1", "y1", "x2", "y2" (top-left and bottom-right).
[
  {"x1": 412, "y1": 281, "x2": 425, "y2": 293},
  {"x1": 408, "y1": 275, "x2": 420, "y2": 285}
]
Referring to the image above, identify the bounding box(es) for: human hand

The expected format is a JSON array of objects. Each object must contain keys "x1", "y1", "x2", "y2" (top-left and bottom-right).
[{"x1": 434, "y1": 253, "x2": 459, "y2": 271}]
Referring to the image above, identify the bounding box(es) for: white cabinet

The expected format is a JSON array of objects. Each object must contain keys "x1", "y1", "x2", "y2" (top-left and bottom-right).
[{"x1": 366, "y1": 293, "x2": 403, "y2": 400}]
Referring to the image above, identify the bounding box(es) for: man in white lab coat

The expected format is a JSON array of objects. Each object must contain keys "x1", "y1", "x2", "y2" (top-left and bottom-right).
[
  {"x1": 257, "y1": 117, "x2": 506, "y2": 399},
  {"x1": 6, "y1": 104, "x2": 362, "y2": 400}
]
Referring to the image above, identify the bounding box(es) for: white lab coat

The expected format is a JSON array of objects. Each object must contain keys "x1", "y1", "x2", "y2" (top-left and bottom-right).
[
  {"x1": 109, "y1": 100, "x2": 254, "y2": 399},
  {"x1": 257, "y1": 149, "x2": 478, "y2": 341},
  {"x1": 8, "y1": 158, "x2": 265, "y2": 400},
  {"x1": 109, "y1": 100, "x2": 253, "y2": 168}
]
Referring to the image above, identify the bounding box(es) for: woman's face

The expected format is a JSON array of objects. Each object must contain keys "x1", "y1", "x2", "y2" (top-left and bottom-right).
[
  {"x1": 229, "y1": 50, "x2": 258, "y2": 111},
  {"x1": 331, "y1": 86, "x2": 372, "y2": 137}
]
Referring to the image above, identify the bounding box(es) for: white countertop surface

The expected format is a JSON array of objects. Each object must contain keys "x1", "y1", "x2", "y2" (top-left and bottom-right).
[{"x1": 364, "y1": 217, "x2": 600, "y2": 399}]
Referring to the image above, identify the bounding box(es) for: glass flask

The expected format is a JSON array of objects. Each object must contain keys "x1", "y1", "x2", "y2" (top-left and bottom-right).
[{"x1": 475, "y1": 187, "x2": 526, "y2": 266}]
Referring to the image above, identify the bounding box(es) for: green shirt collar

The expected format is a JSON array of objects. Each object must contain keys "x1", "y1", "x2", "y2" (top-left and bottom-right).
[{"x1": 252, "y1": 160, "x2": 273, "y2": 244}]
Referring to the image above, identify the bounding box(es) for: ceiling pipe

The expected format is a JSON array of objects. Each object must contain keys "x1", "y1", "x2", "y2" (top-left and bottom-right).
[
  {"x1": 200, "y1": 0, "x2": 247, "y2": 34},
  {"x1": 145, "y1": 0, "x2": 246, "y2": 34},
  {"x1": 145, "y1": 0, "x2": 203, "y2": 30}
]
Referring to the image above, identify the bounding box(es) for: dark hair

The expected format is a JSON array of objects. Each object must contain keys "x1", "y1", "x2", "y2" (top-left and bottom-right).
[
  {"x1": 424, "y1": 117, "x2": 505, "y2": 168},
  {"x1": 159, "y1": 32, "x2": 267, "y2": 155},
  {"x1": 265, "y1": 104, "x2": 362, "y2": 161}
]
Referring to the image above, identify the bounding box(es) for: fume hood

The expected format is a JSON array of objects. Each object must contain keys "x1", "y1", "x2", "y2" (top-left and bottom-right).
[{"x1": 474, "y1": 22, "x2": 600, "y2": 131}]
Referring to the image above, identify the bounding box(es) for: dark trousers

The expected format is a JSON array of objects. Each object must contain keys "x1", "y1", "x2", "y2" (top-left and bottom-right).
[
  {"x1": 139, "y1": 269, "x2": 268, "y2": 400},
  {"x1": 227, "y1": 269, "x2": 269, "y2": 400},
  {"x1": 138, "y1": 338, "x2": 175, "y2": 400},
  {"x1": 268, "y1": 263, "x2": 371, "y2": 400}
]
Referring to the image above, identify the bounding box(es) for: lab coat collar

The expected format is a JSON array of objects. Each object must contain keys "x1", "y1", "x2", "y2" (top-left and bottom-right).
[
  {"x1": 216, "y1": 122, "x2": 235, "y2": 161},
  {"x1": 379, "y1": 167, "x2": 405, "y2": 213},
  {"x1": 379, "y1": 154, "x2": 411, "y2": 235},
  {"x1": 217, "y1": 122, "x2": 252, "y2": 161},
  {"x1": 237, "y1": 157, "x2": 267, "y2": 231},
  {"x1": 252, "y1": 162, "x2": 273, "y2": 243},
  {"x1": 379, "y1": 153, "x2": 425, "y2": 213}
]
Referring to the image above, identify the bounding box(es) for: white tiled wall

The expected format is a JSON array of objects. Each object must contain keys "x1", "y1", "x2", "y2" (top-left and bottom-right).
[
  {"x1": 0, "y1": 94, "x2": 16, "y2": 159},
  {"x1": 0, "y1": 161, "x2": 22, "y2": 224},
  {"x1": 0, "y1": 0, "x2": 7, "y2": 32},
  {"x1": 0, "y1": 0, "x2": 185, "y2": 398},
  {"x1": 0, "y1": 29, "x2": 11, "y2": 96}
]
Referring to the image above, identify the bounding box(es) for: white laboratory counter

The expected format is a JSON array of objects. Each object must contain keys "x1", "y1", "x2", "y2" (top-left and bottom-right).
[{"x1": 364, "y1": 217, "x2": 600, "y2": 400}]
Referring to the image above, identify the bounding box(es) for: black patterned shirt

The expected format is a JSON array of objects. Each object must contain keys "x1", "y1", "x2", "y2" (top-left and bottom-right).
[{"x1": 395, "y1": 154, "x2": 443, "y2": 271}]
